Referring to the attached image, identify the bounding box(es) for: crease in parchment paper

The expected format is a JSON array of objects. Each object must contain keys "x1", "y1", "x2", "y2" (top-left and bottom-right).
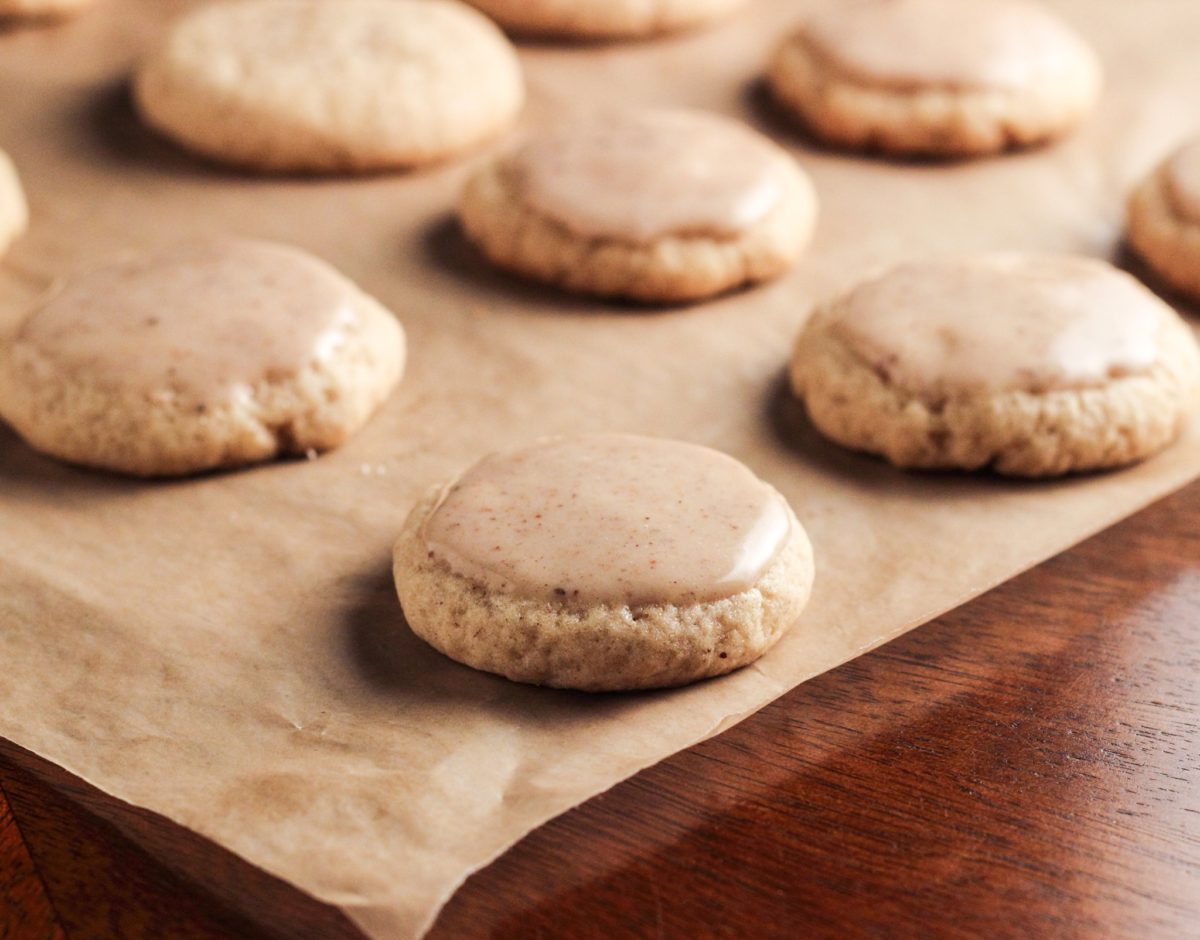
[{"x1": 1, "y1": 1, "x2": 1199, "y2": 937}]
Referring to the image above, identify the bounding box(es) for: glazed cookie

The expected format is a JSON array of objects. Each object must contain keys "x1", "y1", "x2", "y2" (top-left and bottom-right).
[
  {"x1": 459, "y1": 108, "x2": 817, "y2": 303},
  {"x1": 789, "y1": 255, "x2": 1200, "y2": 476},
  {"x1": 0, "y1": 150, "x2": 27, "y2": 258},
  {"x1": 767, "y1": 0, "x2": 1101, "y2": 158},
  {"x1": 1127, "y1": 137, "x2": 1200, "y2": 302},
  {"x1": 463, "y1": 0, "x2": 746, "y2": 39},
  {"x1": 0, "y1": 237, "x2": 404, "y2": 477},
  {"x1": 393, "y1": 434, "x2": 815, "y2": 691},
  {"x1": 0, "y1": 0, "x2": 95, "y2": 18},
  {"x1": 133, "y1": 0, "x2": 524, "y2": 173}
]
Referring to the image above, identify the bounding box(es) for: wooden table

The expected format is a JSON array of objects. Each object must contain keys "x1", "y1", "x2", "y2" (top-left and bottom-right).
[{"x1": 2, "y1": 479, "x2": 1198, "y2": 939}]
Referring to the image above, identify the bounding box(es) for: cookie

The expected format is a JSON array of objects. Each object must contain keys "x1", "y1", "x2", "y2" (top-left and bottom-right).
[
  {"x1": 789, "y1": 255, "x2": 1200, "y2": 476},
  {"x1": 393, "y1": 433, "x2": 814, "y2": 691},
  {"x1": 0, "y1": 150, "x2": 27, "y2": 258},
  {"x1": 463, "y1": 0, "x2": 746, "y2": 40},
  {"x1": 1127, "y1": 137, "x2": 1200, "y2": 303},
  {"x1": 0, "y1": 237, "x2": 404, "y2": 477},
  {"x1": 133, "y1": 0, "x2": 524, "y2": 173},
  {"x1": 459, "y1": 108, "x2": 817, "y2": 303},
  {"x1": 0, "y1": 0, "x2": 95, "y2": 18},
  {"x1": 767, "y1": 0, "x2": 1101, "y2": 158}
]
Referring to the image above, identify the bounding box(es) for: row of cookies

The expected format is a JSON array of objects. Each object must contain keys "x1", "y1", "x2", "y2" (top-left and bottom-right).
[
  {"x1": 1, "y1": 0, "x2": 1199, "y2": 693},
  {"x1": 1, "y1": 0, "x2": 745, "y2": 37},
  {"x1": 1, "y1": 0, "x2": 1197, "y2": 476},
  {"x1": 8, "y1": 0, "x2": 1107, "y2": 173}
]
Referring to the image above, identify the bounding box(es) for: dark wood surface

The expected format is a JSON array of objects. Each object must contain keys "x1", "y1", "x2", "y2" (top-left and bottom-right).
[{"x1": 3, "y1": 479, "x2": 1199, "y2": 939}]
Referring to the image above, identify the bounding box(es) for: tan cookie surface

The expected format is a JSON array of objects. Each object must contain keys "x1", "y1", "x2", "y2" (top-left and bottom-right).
[
  {"x1": 393, "y1": 434, "x2": 815, "y2": 691},
  {"x1": 767, "y1": 0, "x2": 1101, "y2": 157},
  {"x1": 789, "y1": 255, "x2": 1200, "y2": 476},
  {"x1": 1127, "y1": 138, "x2": 1200, "y2": 302},
  {"x1": 0, "y1": 150, "x2": 27, "y2": 258},
  {"x1": 134, "y1": 0, "x2": 524, "y2": 173},
  {"x1": 463, "y1": 0, "x2": 746, "y2": 38},
  {"x1": 459, "y1": 108, "x2": 817, "y2": 303},
  {"x1": 0, "y1": 237, "x2": 404, "y2": 477}
]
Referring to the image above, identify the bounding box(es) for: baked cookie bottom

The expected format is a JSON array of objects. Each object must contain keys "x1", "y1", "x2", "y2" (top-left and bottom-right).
[
  {"x1": 767, "y1": 38, "x2": 1099, "y2": 158},
  {"x1": 393, "y1": 488, "x2": 815, "y2": 692},
  {"x1": 458, "y1": 162, "x2": 816, "y2": 304},
  {"x1": 789, "y1": 322, "x2": 1200, "y2": 477}
]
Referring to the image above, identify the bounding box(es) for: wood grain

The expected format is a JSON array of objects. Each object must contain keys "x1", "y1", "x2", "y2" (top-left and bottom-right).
[{"x1": 3, "y1": 480, "x2": 1199, "y2": 939}]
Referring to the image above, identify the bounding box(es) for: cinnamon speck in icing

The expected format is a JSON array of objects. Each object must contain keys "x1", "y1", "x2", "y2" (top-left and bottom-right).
[
  {"x1": 508, "y1": 109, "x2": 792, "y2": 244},
  {"x1": 803, "y1": 0, "x2": 1096, "y2": 91},
  {"x1": 14, "y1": 237, "x2": 364, "y2": 407},
  {"x1": 421, "y1": 434, "x2": 793, "y2": 606},
  {"x1": 830, "y1": 255, "x2": 1165, "y2": 396}
]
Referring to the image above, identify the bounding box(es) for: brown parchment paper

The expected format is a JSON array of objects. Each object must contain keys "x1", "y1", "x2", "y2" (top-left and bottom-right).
[{"x1": 2, "y1": 1, "x2": 1199, "y2": 936}]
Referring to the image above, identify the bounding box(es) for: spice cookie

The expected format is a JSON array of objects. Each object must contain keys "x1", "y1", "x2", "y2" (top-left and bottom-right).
[
  {"x1": 133, "y1": 0, "x2": 524, "y2": 173},
  {"x1": 0, "y1": 0, "x2": 95, "y2": 18},
  {"x1": 767, "y1": 0, "x2": 1101, "y2": 158},
  {"x1": 789, "y1": 255, "x2": 1200, "y2": 476},
  {"x1": 459, "y1": 108, "x2": 817, "y2": 303},
  {"x1": 463, "y1": 0, "x2": 746, "y2": 40},
  {"x1": 0, "y1": 150, "x2": 27, "y2": 258},
  {"x1": 393, "y1": 434, "x2": 815, "y2": 691},
  {"x1": 0, "y1": 237, "x2": 404, "y2": 477},
  {"x1": 1127, "y1": 137, "x2": 1200, "y2": 303}
]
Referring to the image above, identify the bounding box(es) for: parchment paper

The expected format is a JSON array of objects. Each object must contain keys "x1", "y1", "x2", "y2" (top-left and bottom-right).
[{"x1": 1, "y1": 1, "x2": 1199, "y2": 936}]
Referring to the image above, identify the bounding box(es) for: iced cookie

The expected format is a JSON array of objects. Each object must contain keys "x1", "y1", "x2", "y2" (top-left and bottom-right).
[
  {"x1": 0, "y1": 0, "x2": 95, "y2": 18},
  {"x1": 0, "y1": 150, "x2": 27, "y2": 258},
  {"x1": 133, "y1": 0, "x2": 524, "y2": 173},
  {"x1": 789, "y1": 255, "x2": 1200, "y2": 476},
  {"x1": 393, "y1": 433, "x2": 815, "y2": 691},
  {"x1": 1127, "y1": 137, "x2": 1200, "y2": 303},
  {"x1": 463, "y1": 0, "x2": 746, "y2": 40},
  {"x1": 0, "y1": 238, "x2": 404, "y2": 477},
  {"x1": 767, "y1": 0, "x2": 1101, "y2": 158},
  {"x1": 459, "y1": 108, "x2": 817, "y2": 303}
]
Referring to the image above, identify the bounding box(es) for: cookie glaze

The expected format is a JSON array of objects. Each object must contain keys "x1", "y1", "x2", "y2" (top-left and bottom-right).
[
  {"x1": 803, "y1": 0, "x2": 1095, "y2": 90},
  {"x1": 509, "y1": 109, "x2": 792, "y2": 243},
  {"x1": 13, "y1": 238, "x2": 364, "y2": 407},
  {"x1": 830, "y1": 255, "x2": 1164, "y2": 396},
  {"x1": 421, "y1": 434, "x2": 793, "y2": 606}
]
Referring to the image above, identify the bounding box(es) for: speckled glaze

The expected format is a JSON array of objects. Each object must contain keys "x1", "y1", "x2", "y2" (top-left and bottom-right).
[
  {"x1": 830, "y1": 255, "x2": 1164, "y2": 395},
  {"x1": 14, "y1": 238, "x2": 364, "y2": 406},
  {"x1": 803, "y1": 0, "x2": 1094, "y2": 90},
  {"x1": 421, "y1": 434, "x2": 793, "y2": 606},
  {"x1": 509, "y1": 109, "x2": 791, "y2": 243}
]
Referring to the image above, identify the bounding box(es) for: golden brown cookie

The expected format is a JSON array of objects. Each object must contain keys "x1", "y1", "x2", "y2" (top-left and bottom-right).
[
  {"x1": 767, "y1": 0, "x2": 1101, "y2": 158},
  {"x1": 0, "y1": 238, "x2": 405, "y2": 476},
  {"x1": 393, "y1": 434, "x2": 815, "y2": 691},
  {"x1": 134, "y1": 0, "x2": 524, "y2": 173},
  {"x1": 459, "y1": 108, "x2": 817, "y2": 303},
  {"x1": 1127, "y1": 137, "x2": 1200, "y2": 303},
  {"x1": 789, "y1": 255, "x2": 1200, "y2": 476}
]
